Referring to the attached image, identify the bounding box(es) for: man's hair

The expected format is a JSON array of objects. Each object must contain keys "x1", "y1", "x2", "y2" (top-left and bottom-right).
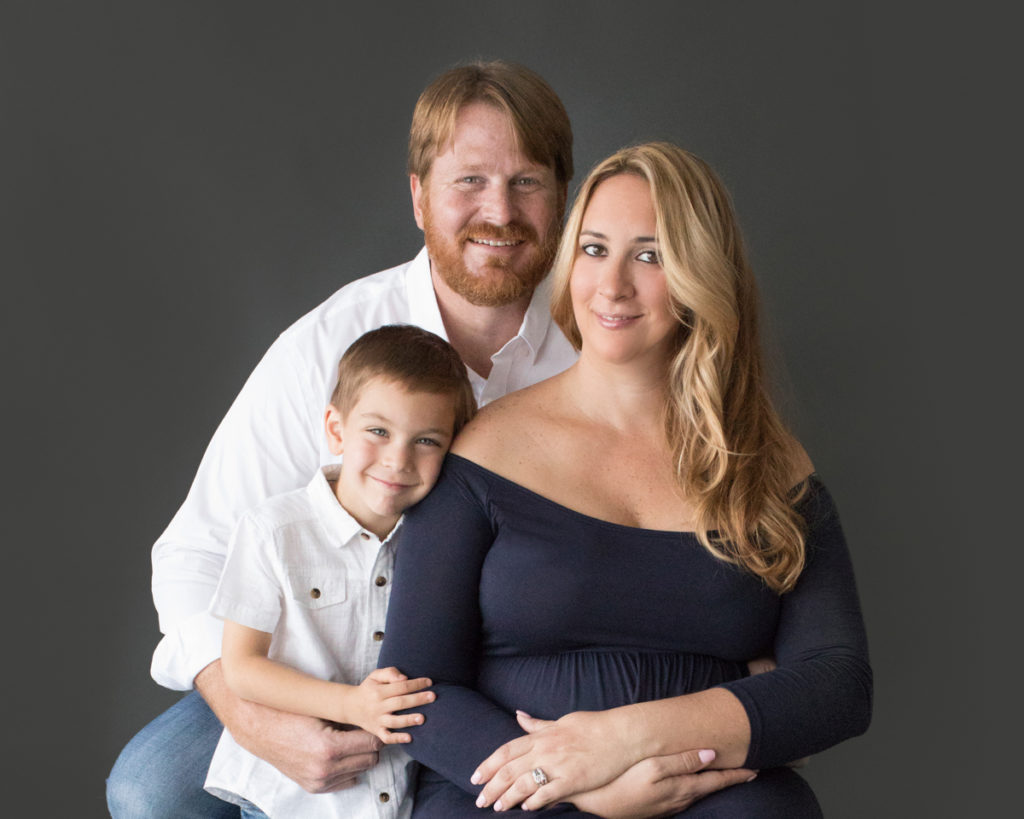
[
  {"x1": 330, "y1": 325, "x2": 476, "y2": 435},
  {"x1": 408, "y1": 60, "x2": 573, "y2": 191}
]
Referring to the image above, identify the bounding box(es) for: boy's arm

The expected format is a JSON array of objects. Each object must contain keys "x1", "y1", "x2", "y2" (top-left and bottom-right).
[{"x1": 221, "y1": 619, "x2": 435, "y2": 744}]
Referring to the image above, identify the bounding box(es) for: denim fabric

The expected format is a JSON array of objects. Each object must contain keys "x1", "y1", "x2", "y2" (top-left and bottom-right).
[{"x1": 106, "y1": 691, "x2": 239, "y2": 819}]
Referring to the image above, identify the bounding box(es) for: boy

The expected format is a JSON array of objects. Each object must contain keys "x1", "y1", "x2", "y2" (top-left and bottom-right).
[{"x1": 203, "y1": 325, "x2": 477, "y2": 818}]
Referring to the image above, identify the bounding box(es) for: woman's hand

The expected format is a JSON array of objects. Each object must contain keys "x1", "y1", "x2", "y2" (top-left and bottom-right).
[
  {"x1": 572, "y1": 750, "x2": 756, "y2": 819},
  {"x1": 472, "y1": 710, "x2": 645, "y2": 811}
]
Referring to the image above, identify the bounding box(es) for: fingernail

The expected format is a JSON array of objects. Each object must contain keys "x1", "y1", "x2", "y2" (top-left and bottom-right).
[
  {"x1": 494, "y1": 801, "x2": 504, "y2": 812},
  {"x1": 698, "y1": 749, "x2": 716, "y2": 764},
  {"x1": 746, "y1": 773, "x2": 758, "y2": 783},
  {"x1": 475, "y1": 794, "x2": 485, "y2": 807},
  {"x1": 471, "y1": 772, "x2": 481, "y2": 785}
]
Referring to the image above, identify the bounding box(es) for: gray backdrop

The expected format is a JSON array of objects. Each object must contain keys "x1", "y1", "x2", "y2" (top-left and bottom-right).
[{"x1": 3, "y1": 1, "x2": 1013, "y2": 816}]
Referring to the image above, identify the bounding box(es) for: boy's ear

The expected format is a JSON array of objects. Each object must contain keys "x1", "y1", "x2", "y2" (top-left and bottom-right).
[{"x1": 324, "y1": 405, "x2": 345, "y2": 456}]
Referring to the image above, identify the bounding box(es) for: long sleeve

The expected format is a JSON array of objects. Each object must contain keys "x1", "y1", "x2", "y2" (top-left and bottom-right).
[
  {"x1": 150, "y1": 334, "x2": 326, "y2": 689},
  {"x1": 719, "y1": 479, "x2": 873, "y2": 768},
  {"x1": 378, "y1": 463, "x2": 522, "y2": 795}
]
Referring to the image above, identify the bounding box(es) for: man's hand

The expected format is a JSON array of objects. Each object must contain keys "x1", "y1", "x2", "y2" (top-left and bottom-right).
[
  {"x1": 572, "y1": 750, "x2": 756, "y2": 819},
  {"x1": 195, "y1": 660, "x2": 382, "y2": 793}
]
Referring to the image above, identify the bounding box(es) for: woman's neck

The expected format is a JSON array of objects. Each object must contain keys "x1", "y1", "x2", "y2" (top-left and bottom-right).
[{"x1": 564, "y1": 352, "x2": 669, "y2": 432}]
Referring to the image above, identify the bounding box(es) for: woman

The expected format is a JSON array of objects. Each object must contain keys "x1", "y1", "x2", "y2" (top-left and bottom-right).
[{"x1": 379, "y1": 142, "x2": 871, "y2": 817}]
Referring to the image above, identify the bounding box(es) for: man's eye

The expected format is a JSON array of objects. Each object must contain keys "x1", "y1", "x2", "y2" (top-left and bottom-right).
[
  {"x1": 459, "y1": 176, "x2": 484, "y2": 184},
  {"x1": 581, "y1": 243, "x2": 605, "y2": 257},
  {"x1": 514, "y1": 177, "x2": 538, "y2": 186}
]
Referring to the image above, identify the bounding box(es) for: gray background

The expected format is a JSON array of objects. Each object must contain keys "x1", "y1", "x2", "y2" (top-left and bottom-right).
[{"x1": 2, "y1": 1, "x2": 1014, "y2": 816}]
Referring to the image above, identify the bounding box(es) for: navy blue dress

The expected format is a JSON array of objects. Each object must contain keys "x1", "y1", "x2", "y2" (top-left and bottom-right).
[{"x1": 379, "y1": 455, "x2": 871, "y2": 817}]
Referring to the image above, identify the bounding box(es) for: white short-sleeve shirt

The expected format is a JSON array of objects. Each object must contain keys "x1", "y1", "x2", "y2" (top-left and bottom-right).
[{"x1": 204, "y1": 466, "x2": 413, "y2": 819}]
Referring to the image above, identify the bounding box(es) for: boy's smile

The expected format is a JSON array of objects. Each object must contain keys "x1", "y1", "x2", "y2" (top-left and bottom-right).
[{"x1": 325, "y1": 377, "x2": 457, "y2": 539}]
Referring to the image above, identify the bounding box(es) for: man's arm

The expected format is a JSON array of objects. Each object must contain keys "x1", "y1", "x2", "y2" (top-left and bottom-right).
[
  {"x1": 196, "y1": 660, "x2": 383, "y2": 793},
  {"x1": 151, "y1": 334, "x2": 327, "y2": 689}
]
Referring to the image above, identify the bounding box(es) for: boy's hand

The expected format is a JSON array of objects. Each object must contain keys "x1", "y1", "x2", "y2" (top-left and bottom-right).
[{"x1": 347, "y1": 666, "x2": 434, "y2": 744}]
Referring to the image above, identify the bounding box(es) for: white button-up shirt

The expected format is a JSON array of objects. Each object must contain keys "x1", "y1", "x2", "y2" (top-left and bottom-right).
[
  {"x1": 204, "y1": 466, "x2": 412, "y2": 819},
  {"x1": 151, "y1": 248, "x2": 578, "y2": 689}
]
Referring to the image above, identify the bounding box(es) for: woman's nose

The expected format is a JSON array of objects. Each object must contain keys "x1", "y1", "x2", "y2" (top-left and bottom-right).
[{"x1": 598, "y1": 258, "x2": 634, "y2": 301}]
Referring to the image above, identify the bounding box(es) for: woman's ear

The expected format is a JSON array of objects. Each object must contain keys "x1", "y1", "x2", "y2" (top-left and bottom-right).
[{"x1": 324, "y1": 404, "x2": 345, "y2": 456}]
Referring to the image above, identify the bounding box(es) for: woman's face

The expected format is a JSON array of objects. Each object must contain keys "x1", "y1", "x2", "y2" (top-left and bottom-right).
[{"x1": 570, "y1": 173, "x2": 678, "y2": 368}]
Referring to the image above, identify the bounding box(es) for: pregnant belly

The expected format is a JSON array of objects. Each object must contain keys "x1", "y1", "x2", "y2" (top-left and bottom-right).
[{"x1": 477, "y1": 649, "x2": 748, "y2": 719}]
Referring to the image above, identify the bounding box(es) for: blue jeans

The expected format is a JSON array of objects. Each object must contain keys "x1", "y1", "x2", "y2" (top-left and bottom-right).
[{"x1": 106, "y1": 691, "x2": 240, "y2": 819}]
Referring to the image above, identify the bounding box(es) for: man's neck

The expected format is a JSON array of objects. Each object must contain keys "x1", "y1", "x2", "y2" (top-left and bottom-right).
[{"x1": 430, "y1": 267, "x2": 532, "y2": 379}]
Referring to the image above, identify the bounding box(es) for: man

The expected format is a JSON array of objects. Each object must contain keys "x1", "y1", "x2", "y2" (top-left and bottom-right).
[{"x1": 108, "y1": 61, "x2": 750, "y2": 818}]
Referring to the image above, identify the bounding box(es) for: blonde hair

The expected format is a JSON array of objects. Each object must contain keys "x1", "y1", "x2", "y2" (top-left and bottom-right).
[
  {"x1": 331, "y1": 325, "x2": 476, "y2": 437},
  {"x1": 408, "y1": 60, "x2": 573, "y2": 195},
  {"x1": 551, "y1": 143, "x2": 807, "y2": 593}
]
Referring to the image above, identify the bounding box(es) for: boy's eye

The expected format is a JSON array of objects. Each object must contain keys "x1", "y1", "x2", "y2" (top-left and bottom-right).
[
  {"x1": 366, "y1": 427, "x2": 388, "y2": 437},
  {"x1": 416, "y1": 437, "x2": 442, "y2": 447}
]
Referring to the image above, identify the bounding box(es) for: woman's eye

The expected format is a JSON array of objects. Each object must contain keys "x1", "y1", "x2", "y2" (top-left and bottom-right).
[
  {"x1": 581, "y1": 243, "x2": 605, "y2": 257},
  {"x1": 637, "y1": 249, "x2": 660, "y2": 264}
]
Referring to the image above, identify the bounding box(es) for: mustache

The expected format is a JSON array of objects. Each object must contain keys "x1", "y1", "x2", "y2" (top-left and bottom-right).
[{"x1": 460, "y1": 222, "x2": 538, "y2": 244}]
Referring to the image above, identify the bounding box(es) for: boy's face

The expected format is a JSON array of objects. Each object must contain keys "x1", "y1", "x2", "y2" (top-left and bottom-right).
[{"x1": 325, "y1": 377, "x2": 457, "y2": 539}]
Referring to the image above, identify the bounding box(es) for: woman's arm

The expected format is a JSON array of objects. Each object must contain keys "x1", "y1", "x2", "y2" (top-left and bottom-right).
[
  {"x1": 220, "y1": 619, "x2": 434, "y2": 744},
  {"x1": 377, "y1": 461, "x2": 530, "y2": 793}
]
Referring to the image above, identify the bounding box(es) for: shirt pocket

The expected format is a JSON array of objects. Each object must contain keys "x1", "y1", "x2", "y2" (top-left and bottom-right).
[{"x1": 285, "y1": 566, "x2": 348, "y2": 610}]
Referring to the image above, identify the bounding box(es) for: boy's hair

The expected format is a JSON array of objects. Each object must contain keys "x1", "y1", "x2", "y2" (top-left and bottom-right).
[{"x1": 330, "y1": 325, "x2": 476, "y2": 435}]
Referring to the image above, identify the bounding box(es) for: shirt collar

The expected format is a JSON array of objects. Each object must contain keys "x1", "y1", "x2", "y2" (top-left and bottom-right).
[
  {"x1": 307, "y1": 465, "x2": 400, "y2": 548},
  {"x1": 405, "y1": 247, "x2": 449, "y2": 340},
  {"x1": 406, "y1": 245, "x2": 556, "y2": 366},
  {"x1": 515, "y1": 271, "x2": 558, "y2": 363}
]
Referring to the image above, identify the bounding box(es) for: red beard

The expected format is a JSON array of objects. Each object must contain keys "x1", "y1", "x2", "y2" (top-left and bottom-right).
[{"x1": 423, "y1": 216, "x2": 559, "y2": 307}]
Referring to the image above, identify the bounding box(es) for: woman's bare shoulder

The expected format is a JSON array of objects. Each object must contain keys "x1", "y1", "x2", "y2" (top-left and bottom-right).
[{"x1": 452, "y1": 379, "x2": 563, "y2": 471}]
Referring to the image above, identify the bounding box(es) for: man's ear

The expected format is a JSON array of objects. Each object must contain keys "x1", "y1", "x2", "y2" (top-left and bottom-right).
[
  {"x1": 410, "y1": 174, "x2": 425, "y2": 230},
  {"x1": 324, "y1": 405, "x2": 345, "y2": 456}
]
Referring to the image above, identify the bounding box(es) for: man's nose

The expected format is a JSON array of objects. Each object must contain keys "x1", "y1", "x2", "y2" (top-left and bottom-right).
[{"x1": 480, "y1": 183, "x2": 515, "y2": 225}]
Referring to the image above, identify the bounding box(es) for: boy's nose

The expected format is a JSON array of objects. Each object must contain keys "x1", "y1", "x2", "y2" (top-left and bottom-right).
[{"x1": 383, "y1": 444, "x2": 413, "y2": 471}]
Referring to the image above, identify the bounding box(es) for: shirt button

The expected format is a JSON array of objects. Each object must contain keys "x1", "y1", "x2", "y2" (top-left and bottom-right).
[
  {"x1": 372, "y1": 630, "x2": 384, "y2": 641},
  {"x1": 375, "y1": 576, "x2": 387, "y2": 587},
  {"x1": 310, "y1": 588, "x2": 321, "y2": 599},
  {"x1": 379, "y1": 792, "x2": 390, "y2": 803}
]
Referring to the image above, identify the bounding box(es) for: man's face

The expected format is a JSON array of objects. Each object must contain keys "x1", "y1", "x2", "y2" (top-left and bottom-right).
[{"x1": 411, "y1": 101, "x2": 563, "y2": 307}]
